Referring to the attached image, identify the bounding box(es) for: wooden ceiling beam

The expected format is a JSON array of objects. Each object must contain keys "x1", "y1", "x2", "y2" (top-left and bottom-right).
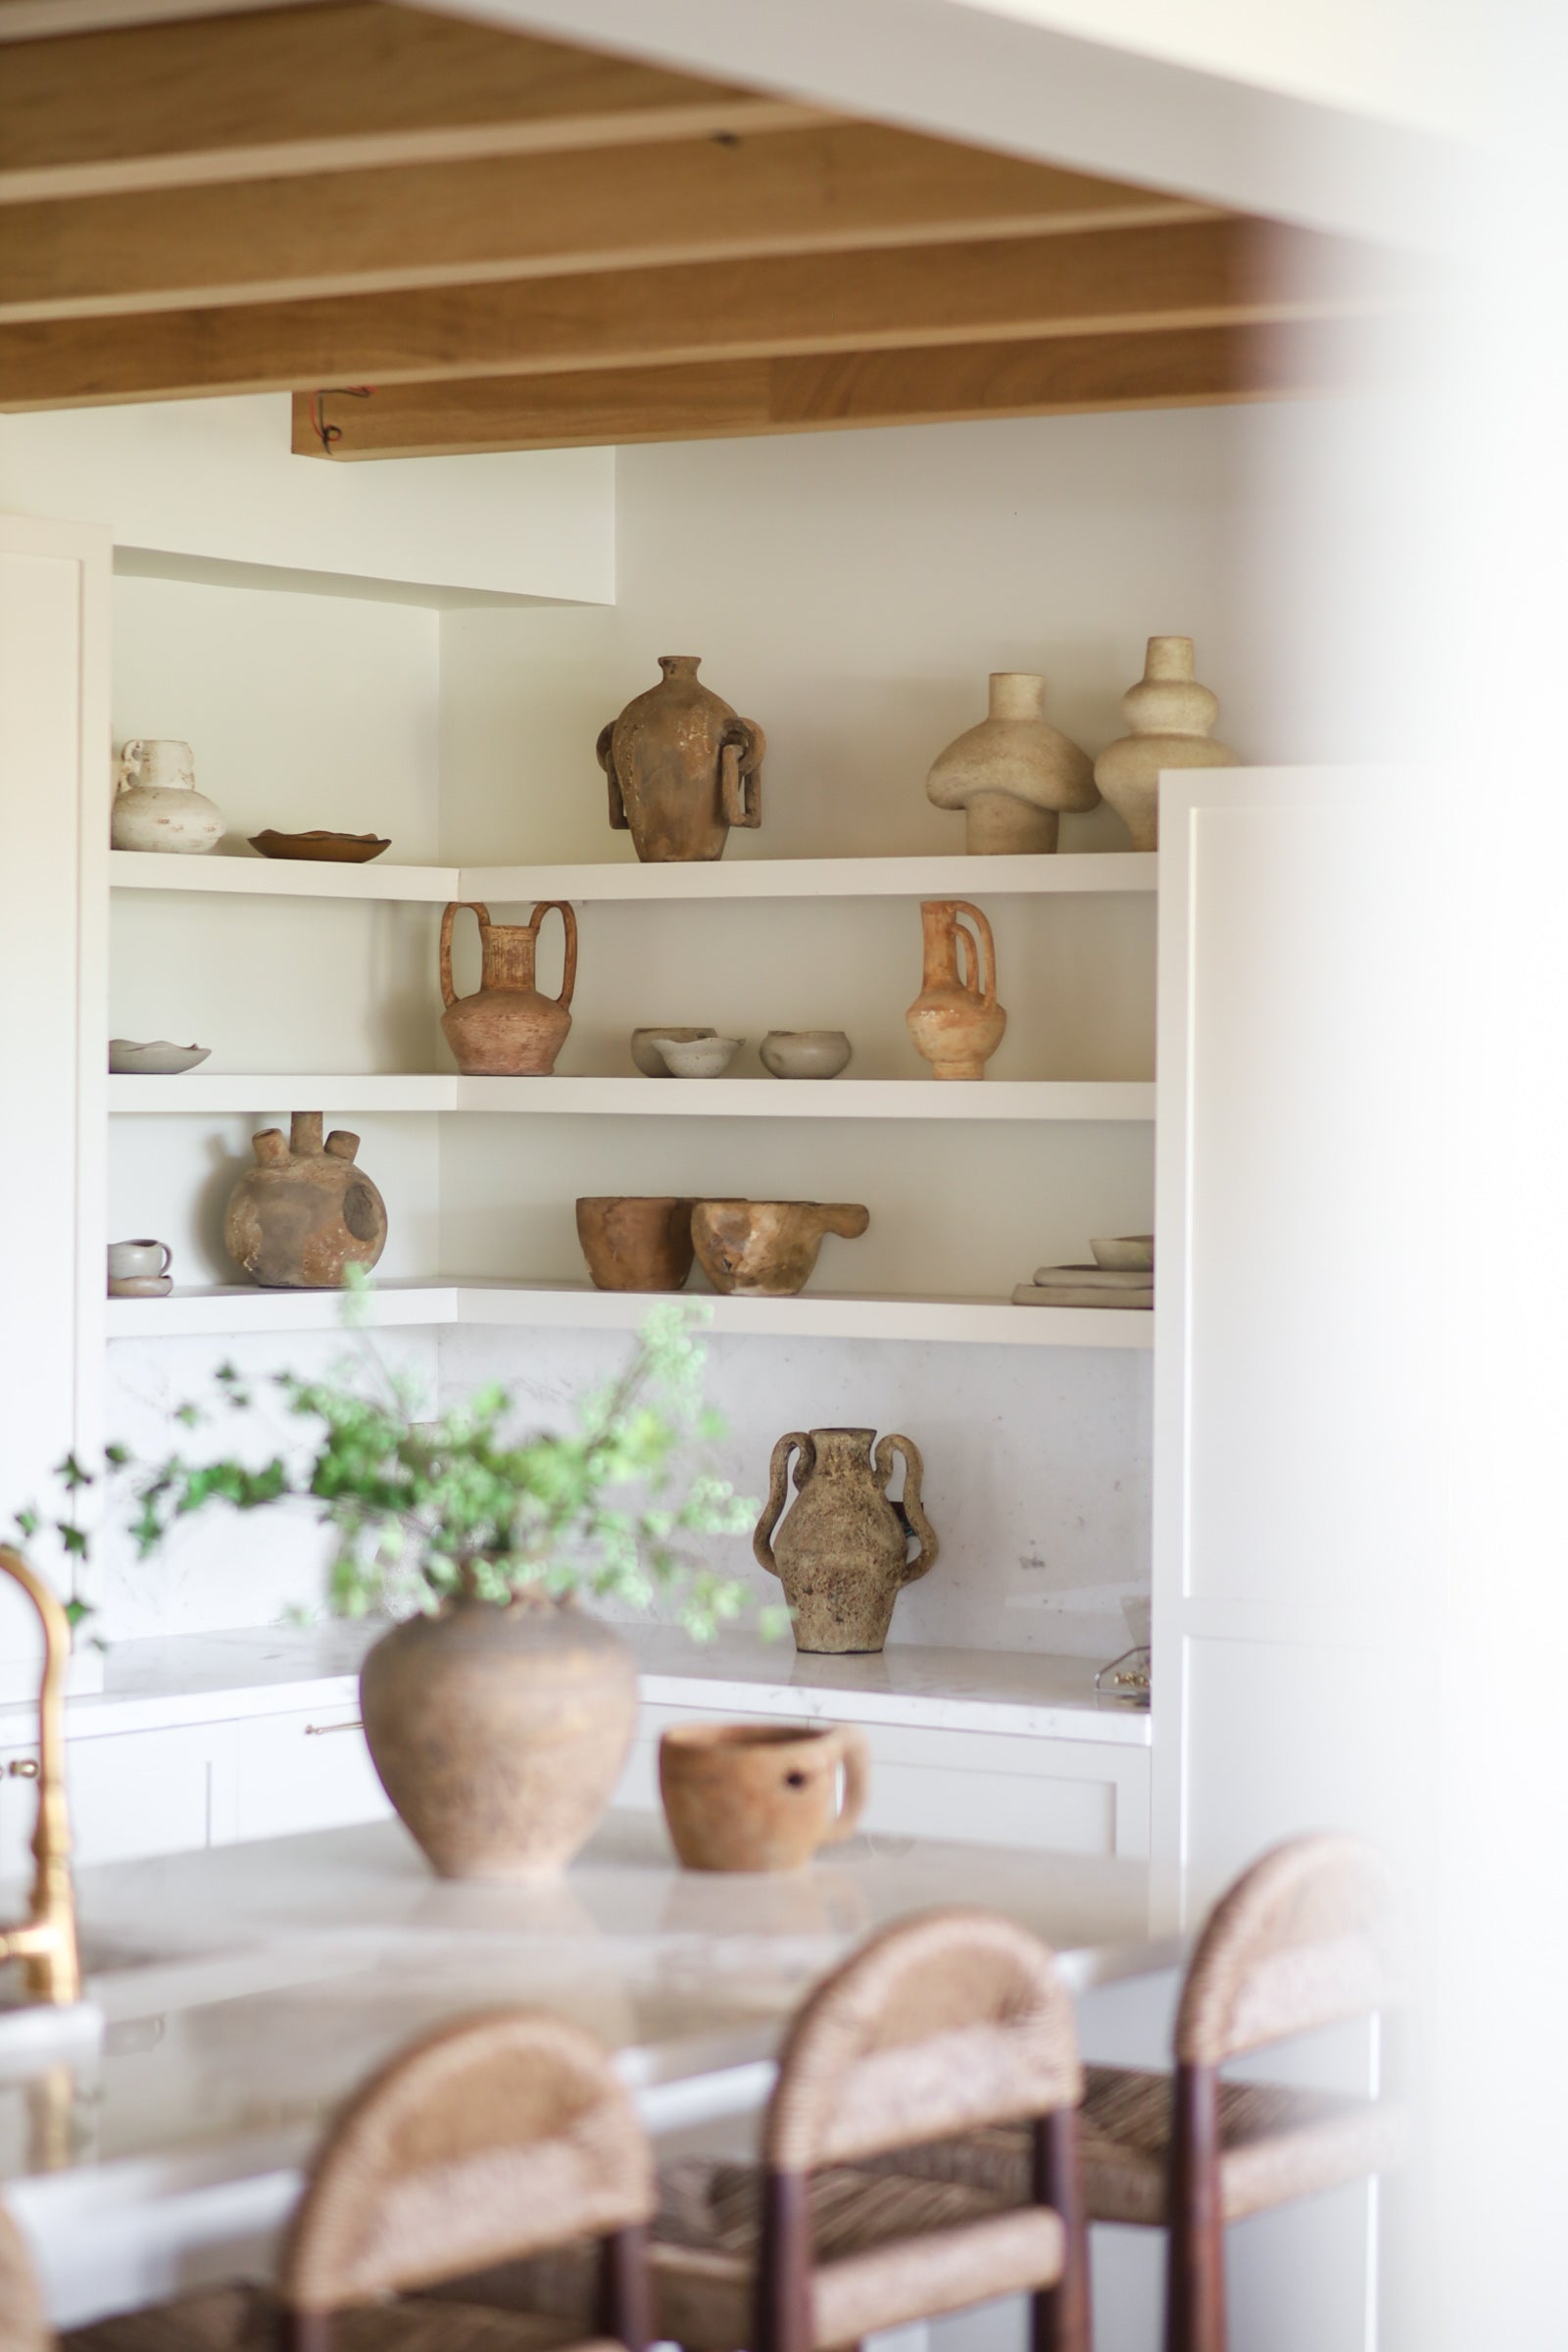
[
  {"x1": 0, "y1": 2, "x2": 829, "y2": 202},
  {"x1": 289, "y1": 318, "x2": 1379, "y2": 461},
  {"x1": 0, "y1": 220, "x2": 1397, "y2": 412},
  {"x1": 0, "y1": 122, "x2": 1217, "y2": 323}
]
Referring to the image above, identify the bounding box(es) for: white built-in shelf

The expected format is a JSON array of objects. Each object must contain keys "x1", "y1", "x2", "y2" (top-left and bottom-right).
[
  {"x1": 107, "y1": 1075, "x2": 1154, "y2": 1120},
  {"x1": 105, "y1": 1278, "x2": 1154, "y2": 1350},
  {"x1": 109, "y1": 850, "x2": 1156, "y2": 905}
]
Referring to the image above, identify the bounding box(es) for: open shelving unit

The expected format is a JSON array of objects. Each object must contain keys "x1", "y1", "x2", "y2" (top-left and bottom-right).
[{"x1": 109, "y1": 1074, "x2": 1154, "y2": 1120}]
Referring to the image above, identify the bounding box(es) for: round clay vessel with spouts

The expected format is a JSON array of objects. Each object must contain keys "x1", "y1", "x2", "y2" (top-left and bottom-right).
[{"x1": 224, "y1": 1110, "x2": 386, "y2": 1289}]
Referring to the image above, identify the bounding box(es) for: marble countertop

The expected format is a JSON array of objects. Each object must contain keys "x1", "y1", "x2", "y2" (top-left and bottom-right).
[
  {"x1": 0, "y1": 1811, "x2": 1182, "y2": 2325},
  {"x1": 0, "y1": 1622, "x2": 1150, "y2": 1749}
]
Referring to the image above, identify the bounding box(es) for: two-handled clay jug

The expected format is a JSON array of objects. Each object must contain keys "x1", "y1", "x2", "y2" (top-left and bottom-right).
[
  {"x1": 439, "y1": 901, "x2": 576, "y2": 1075},
  {"x1": 754, "y1": 1428, "x2": 938, "y2": 1653},
  {"x1": 906, "y1": 899, "x2": 1007, "y2": 1079},
  {"x1": 597, "y1": 656, "x2": 766, "y2": 863}
]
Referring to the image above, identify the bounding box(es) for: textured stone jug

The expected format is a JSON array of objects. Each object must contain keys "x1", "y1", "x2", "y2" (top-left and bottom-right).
[
  {"x1": 596, "y1": 656, "x2": 765, "y2": 862},
  {"x1": 754, "y1": 1427, "x2": 937, "y2": 1653},
  {"x1": 1094, "y1": 635, "x2": 1238, "y2": 850},
  {"x1": 112, "y1": 738, "x2": 225, "y2": 855},
  {"x1": 360, "y1": 1598, "x2": 637, "y2": 1880},
  {"x1": 440, "y1": 900, "x2": 576, "y2": 1075},
  {"x1": 926, "y1": 672, "x2": 1097, "y2": 854},
  {"x1": 224, "y1": 1110, "x2": 387, "y2": 1288},
  {"x1": 906, "y1": 898, "x2": 1006, "y2": 1079}
]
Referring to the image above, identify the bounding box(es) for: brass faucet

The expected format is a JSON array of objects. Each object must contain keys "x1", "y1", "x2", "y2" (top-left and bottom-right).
[{"x1": 0, "y1": 1547, "x2": 80, "y2": 2006}]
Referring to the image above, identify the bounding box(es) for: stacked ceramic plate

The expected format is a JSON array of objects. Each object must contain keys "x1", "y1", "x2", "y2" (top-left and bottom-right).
[{"x1": 1012, "y1": 1234, "x2": 1153, "y2": 1310}]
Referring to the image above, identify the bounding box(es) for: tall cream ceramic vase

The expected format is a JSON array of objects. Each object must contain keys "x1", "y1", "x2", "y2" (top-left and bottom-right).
[
  {"x1": 925, "y1": 672, "x2": 1097, "y2": 854},
  {"x1": 1093, "y1": 637, "x2": 1238, "y2": 851}
]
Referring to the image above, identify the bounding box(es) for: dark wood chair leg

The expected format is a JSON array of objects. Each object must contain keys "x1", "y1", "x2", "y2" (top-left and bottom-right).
[
  {"x1": 1032, "y1": 2107, "x2": 1092, "y2": 2352},
  {"x1": 285, "y1": 2313, "x2": 333, "y2": 2352},
  {"x1": 599, "y1": 2220, "x2": 654, "y2": 2352},
  {"x1": 1164, "y1": 2062, "x2": 1226, "y2": 2352},
  {"x1": 758, "y1": 2166, "x2": 814, "y2": 2352}
]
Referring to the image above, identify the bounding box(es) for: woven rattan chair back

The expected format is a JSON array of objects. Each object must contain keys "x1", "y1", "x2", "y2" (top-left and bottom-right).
[
  {"x1": 281, "y1": 2006, "x2": 654, "y2": 2348},
  {"x1": 1175, "y1": 1833, "x2": 1399, "y2": 2069},
  {"x1": 0, "y1": 2206, "x2": 47, "y2": 2352},
  {"x1": 1165, "y1": 1835, "x2": 1398, "y2": 2352},
  {"x1": 758, "y1": 1907, "x2": 1089, "y2": 2352}
]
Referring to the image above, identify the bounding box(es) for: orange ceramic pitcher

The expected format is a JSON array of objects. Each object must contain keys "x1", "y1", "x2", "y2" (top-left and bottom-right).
[
  {"x1": 906, "y1": 898, "x2": 1006, "y2": 1079},
  {"x1": 439, "y1": 901, "x2": 577, "y2": 1075}
]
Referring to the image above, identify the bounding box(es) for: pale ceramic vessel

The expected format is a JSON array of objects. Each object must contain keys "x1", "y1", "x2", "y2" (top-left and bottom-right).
[
  {"x1": 754, "y1": 1427, "x2": 938, "y2": 1653},
  {"x1": 760, "y1": 1030, "x2": 853, "y2": 1079},
  {"x1": 630, "y1": 1026, "x2": 715, "y2": 1077},
  {"x1": 926, "y1": 673, "x2": 1097, "y2": 854},
  {"x1": 1094, "y1": 636, "x2": 1238, "y2": 851},
  {"x1": 112, "y1": 739, "x2": 225, "y2": 855},
  {"x1": 651, "y1": 1034, "x2": 742, "y2": 1077}
]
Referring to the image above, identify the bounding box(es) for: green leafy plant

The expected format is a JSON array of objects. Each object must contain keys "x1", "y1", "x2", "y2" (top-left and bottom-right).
[{"x1": 46, "y1": 1292, "x2": 780, "y2": 1642}]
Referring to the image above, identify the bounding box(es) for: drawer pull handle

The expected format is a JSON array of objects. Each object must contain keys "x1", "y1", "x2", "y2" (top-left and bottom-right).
[
  {"x1": 305, "y1": 1721, "x2": 364, "y2": 1737},
  {"x1": 7, "y1": 1759, "x2": 38, "y2": 1780}
]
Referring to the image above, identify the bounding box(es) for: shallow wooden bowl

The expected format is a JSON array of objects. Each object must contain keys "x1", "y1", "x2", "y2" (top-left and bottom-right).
[{"x1": 249, "y1": 830, "x2": 391, "y2": 863}]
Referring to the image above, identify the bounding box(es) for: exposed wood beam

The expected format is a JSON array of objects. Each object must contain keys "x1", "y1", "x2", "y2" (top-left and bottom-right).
[
  {"x1": 0, "y1": 123, "x2": 1216, "y2": 323},
  {"x1": 0, "y1": 3, "x2": 829, "y2": 202},
  {"x1": 0, "y1": 220, "x2": 1402, "y2": 412},
  {"x1": 0, "y1": 0, "x2": 327, "y2": 40},
  {"x1": 290, "y1": 318, "x2": 1378, "y2": 460}
]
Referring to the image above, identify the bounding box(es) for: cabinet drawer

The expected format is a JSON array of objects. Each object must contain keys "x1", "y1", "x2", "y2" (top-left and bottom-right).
[
  {"x1": 0, "y1": 1723, "x2": 234, "y2": 1871},
  {"x1": 234, "y1": 1707, "x2": 390, "y2": 1843},
  {"x1": 621, "y1": 1704, "x2": 1150, "y2": 1860}
]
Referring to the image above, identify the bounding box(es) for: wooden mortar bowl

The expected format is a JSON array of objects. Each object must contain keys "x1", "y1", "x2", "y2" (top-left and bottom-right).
[
  {"x1": 690, "y1": 1199, "x2": 869, "y2": 1297},
  {"x1": 575, "y1": 1197, "x2": 696, "y2": 1292}
]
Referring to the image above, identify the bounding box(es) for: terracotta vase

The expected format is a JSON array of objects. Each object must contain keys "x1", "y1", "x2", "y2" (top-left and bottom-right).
[
  {"x1": 1094, "y1": 636, "x2": 1238, "y2": 850},
  {"x1": 926, "y1": 672, "x2": 1097, "y2": 854},
  {"x1": 906, "y1": 899, "x2": 1006, "y2": 1079},
  {"x1": 440, "y1": 901, "x2": 576, "y2": 1075},
  {"x1": 596, "y1": 656, "x2": 766, "y2": 863},
  {"x1": 754, "y1": 1428, "x2": 937, "y2": 1653},
  {"x1": 224, "y1": 1110, "x2": 387, "y2": 1289},
  {"x1": 689, "y1": 1200, "x2": 868, "y2": 1297},
  {"x1": 659, "y1": 1721, "x2": 870, "y2": 1870},
  {"x1": 112, "y1": 738, "x2": 225, "y2": 855},
  {"x1": 575, "y1": 1196, "x2": 696, "y2": 1293},
  {"x1": 360, "y1": 1596, "x2": 637, "y2": 1881}
]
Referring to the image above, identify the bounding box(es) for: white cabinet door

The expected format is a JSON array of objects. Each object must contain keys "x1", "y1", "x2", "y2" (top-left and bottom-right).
[
  {"x1": 234, "y1": 1706, "x2": 390, "y2": 1842},
  {"x1": 0, "y1": 1724, "x2": 236, "y2": 1873}
]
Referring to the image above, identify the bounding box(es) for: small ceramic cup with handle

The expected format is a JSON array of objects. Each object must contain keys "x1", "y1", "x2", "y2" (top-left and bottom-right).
[
  {"x1": 108, "y1": 1239, "x2": 172, "y2": 1284},
  {"x1": 659, "y1": 1720, "x2": 869, "y2": 1871}
]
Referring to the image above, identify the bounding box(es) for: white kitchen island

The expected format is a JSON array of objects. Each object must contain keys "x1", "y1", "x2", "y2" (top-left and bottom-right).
[{"x1": 0, "y1": 1810, "x2": 1184, "y2": 2328}]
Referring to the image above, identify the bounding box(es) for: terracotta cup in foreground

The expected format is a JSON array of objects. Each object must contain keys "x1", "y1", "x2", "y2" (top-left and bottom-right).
[{"x1": 659, "y1": 1720, "x2": 869, "y2": 1872}]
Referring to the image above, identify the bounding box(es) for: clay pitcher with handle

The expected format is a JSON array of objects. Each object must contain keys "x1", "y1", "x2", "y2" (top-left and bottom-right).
[
  {"x1": 754, "y1": 1428, "x2": 938, "y2": 1653},
  {"x1": 439, "y1": 901, "x2": 577, "y2": 1075},
  {"x1": 906, "y1": 899, "x2": 1006, "y2": 1079}
]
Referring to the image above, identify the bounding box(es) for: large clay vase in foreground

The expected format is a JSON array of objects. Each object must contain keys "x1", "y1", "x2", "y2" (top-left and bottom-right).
[
  {"x1": 1094, "y1": 635, "x2": 1237, "y2": 850},
  {"x1": 224, "y1": 1110, "x2": 387, "y2": 1288},
  {"x1": 440, "y1": 900, "x2": 576, "y2": 1075},
  {"x1": 360, "y1": 1596, "x2": 638, "y2": 1880},
  {"x1": 906, "y1": 899, "x2": 1006, "y2": 1079},
  {"x1": 755, "y1": 1427, "x2": 938, "y2": 1653},
  {"x1": 597, "y1": 656, "x2": 765, "y2": 862},
  {"x1": 926, "y1": 672, "x2": 1096, "y2": 854}
]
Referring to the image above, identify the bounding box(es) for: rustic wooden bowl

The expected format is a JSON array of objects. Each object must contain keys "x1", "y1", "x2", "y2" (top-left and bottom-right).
[
  {"x1": 249, "y1": 830, "x2": 391, "y2": 863},
  {"x1": 690, "y1": 1199, "x2": 869, "y2": 1297},
  {"x1": 575, "y1": 1196, "x2": 696, "y2": 1292}
]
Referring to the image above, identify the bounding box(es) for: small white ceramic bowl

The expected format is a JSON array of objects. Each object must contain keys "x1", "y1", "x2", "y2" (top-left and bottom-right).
[
  {"x1": 760, "y1": 1029, "x2": 853, "y2": 1080},
  {"x1": 630, "y1": 1025, "x2": 716, "y2": 1078},
  {"x1": 1091, "y1": 1234, "x2": 1153, "y2": 1272},
  {"x1": 650, "y1": 1034, "x2": 743, "y2": 1079},
  {"x1": 109, "y1": 1040, "x2": 211, "y2": 1075}
]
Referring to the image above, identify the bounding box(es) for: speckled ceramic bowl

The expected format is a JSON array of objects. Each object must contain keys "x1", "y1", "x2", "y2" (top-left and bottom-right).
[
  {"x1": 648, "y1": 1034, "x2": 743, "y2": 1079},
  {"x1": 630, "y1": 1026, "x2": 716, "y2": 1077},
  {"x1": 760, "y1": 1030, "x2": 853, "y2": 1080}
]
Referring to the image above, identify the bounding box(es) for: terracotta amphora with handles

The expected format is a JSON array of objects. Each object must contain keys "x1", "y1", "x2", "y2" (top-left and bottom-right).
[
  {"x1": 906, "y1": 897, "x2": 1007, "y2": 1079},
  {"x1": 439, "y1": 901, "x2": 576, "y2": 1075},
  {"x1": 754, "y1": 1427, "x2": 939, "y2": 1654}
]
